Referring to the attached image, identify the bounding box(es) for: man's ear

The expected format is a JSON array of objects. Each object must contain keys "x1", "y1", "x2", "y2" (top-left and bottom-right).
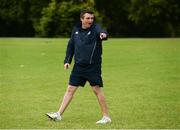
[{"x1": 80, "y1": 17, "x2": 83, "y2": 22}]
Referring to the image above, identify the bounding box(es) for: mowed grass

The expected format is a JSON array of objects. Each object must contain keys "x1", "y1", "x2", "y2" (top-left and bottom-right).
[{"x1": 0, "y1": 38, "x2": 179, "y2": 129}]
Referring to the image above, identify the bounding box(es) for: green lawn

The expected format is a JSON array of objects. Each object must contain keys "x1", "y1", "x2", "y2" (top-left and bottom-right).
[{"x1": 0, "y1": 38, "x2": 179, "y2": 129}]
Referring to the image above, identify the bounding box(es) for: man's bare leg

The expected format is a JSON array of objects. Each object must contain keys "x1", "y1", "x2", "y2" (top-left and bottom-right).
[
  {"x1": 92, "y1": 86, "x2": 111, "y2": 124},
  {"x1": 58, "y1": 85, "x2": 78, "y2": 115},
  {"x1": 91, "y1": 86, "x2": 109, "y2": 117}
]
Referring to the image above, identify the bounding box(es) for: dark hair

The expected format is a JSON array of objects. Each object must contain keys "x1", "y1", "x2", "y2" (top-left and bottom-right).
[{"x1": 80, "y1": 9, "x2": 94, "y2": 18}]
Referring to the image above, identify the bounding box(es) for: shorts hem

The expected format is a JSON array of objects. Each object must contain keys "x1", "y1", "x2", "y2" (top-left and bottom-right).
[
  {"x1": 69, "y1": 82, "x2": 85, "y2": 87},
  {"x1": 90, "y1": 84, "x2": 103, "y2": 87}
]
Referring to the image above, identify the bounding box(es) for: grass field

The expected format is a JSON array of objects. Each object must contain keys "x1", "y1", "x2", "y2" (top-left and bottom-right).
[{"x1": 0, "y1": 38, "x2": 179, "y2": 129}]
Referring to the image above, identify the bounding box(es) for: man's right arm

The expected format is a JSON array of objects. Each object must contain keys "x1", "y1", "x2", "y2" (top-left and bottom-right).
[{"x1": 64, "y1": 28, "x2": 75, "y2": 69}]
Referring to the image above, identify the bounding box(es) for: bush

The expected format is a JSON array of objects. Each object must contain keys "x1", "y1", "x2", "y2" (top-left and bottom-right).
[{"x1": 35, "y1": 0, "x2": 102, "y2": 37}]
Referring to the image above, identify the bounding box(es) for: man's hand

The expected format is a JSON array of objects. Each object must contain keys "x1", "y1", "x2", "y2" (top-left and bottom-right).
[
  {"x1": 100, "y1": 33, "x2": 107, "y2": 40},
  {"x1": 64, "y1": 63, "x2": 70, "y2": 70}
]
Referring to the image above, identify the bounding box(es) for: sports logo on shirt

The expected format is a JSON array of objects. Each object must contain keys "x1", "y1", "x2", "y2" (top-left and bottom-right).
[
  {"x1": 87, "y1": 31, "x2": 91, "y2": 35},
  {"x1": 75, "y1": 31, "x2": 78, "y2": 34}
]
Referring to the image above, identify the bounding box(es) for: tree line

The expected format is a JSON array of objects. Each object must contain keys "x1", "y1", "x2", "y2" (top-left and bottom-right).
[{"x1": 0, "y1": 0, "x2": 180, "y2": 37}]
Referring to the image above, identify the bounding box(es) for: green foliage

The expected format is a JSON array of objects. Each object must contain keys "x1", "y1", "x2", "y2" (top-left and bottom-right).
[
  {"x1": 95, "y1": 0, "x2": 132, "y2": 37},
  {"x1": 35, "y1": 0, "x2": 102, "y2": 37},
  {"x1": 0, "y1": 0, "x2": 31, "y2": 36},
  {"x1": 34, "y1": 0, "x2": 57, "y2": 37},
  {"x1": 0, "y1": 0, "x2": 180, "y2": 37},
  {"x1": 129, "y1": 0, "x2": 180, "y2": 37},
  {"x1": 0, "y1": 0, "x2": 50, "y2": 36}
]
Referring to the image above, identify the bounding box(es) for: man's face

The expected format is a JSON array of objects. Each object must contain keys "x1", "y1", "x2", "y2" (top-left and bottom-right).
[{"x1": 81, "y1": 13, "x2": 94, "y2": 29}]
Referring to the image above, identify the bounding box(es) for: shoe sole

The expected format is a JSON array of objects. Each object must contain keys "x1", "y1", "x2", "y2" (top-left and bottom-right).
[
  {"x1": 46, "y1": 113, "x2": 56, "y2": 121},
  {"x1": 96, "y1": 120, "x2": 111, "y2": 124},
  {"x1": 46, "y1": 113, "x2": 61, "y2": 121}
]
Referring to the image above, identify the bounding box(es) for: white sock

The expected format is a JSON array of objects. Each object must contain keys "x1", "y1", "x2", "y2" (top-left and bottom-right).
[
  {"x1": 103, "y1": 116, "x2": 110, "y2": 119},
  {"x1": 56, "y1": 112, "x2": 61, "y2": 117}
]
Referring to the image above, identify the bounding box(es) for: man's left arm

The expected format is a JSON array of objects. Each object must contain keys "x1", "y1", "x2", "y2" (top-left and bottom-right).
[
  {"x1": 95, "y1": 24, "x2": 108, "y2": 40},
  {"x1": 100, "y1": 33, "x2": 108, "y2": 40}
]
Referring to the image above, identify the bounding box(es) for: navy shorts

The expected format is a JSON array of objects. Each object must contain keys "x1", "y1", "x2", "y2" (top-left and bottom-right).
[{"x1": 69, "y1": 63, "x2": 103, "y2": 87}]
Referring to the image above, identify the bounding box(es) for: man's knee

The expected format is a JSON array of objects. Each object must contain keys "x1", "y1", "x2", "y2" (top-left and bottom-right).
[
  {"x1": 92, "y1": 86, "x2": 101, "y2": 95},
  {"x1": 66, "y1": 85, "x2": 77, "y2": 95}
]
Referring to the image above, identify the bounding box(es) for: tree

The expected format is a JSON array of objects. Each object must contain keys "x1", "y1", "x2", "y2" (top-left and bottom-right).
[
  {"x1": 35, "y1": 0, "x2": 102, "y2": 37},
  {"x1": 1, "y1": 0, "x2": 179, "y2": 37},
  {"x1": 0, "y1": 0, "x2": 50, "y2": 36},
  {"x1": 129, "y1": 0, "x2": 180, "y2": 37},
  {"x1": 95, "y1": 0, "x2": 135, "y2": 37}
]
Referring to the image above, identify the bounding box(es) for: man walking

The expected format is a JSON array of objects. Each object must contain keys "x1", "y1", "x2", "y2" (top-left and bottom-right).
[{"x1": 46, "y1": 9, "x2": 111, "y2": 124}]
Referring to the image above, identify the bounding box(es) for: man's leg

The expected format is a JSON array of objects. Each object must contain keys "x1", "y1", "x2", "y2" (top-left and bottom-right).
[
  {"x1": 46, "y1": 85, "x2": 77, "y2": 121},
  {"x1": 92, "y1": 86, "x2": 111, "y2": 124},
  {"x1": 58, "y1": 85, "x2": 78, "y2": 115},
  {"x1": 91, "y1": 86, "x2": 109, "y2": 117}
]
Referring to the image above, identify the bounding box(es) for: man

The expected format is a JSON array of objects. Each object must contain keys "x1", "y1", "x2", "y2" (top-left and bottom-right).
[{"x1": 46, "y1": 9, "x2": 111, "y2": 124}]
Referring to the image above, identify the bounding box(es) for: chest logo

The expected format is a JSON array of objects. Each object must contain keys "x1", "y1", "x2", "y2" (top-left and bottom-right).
[
  {"x1": 87, "y1": 31, "x2": 91, "y2": 35},
  {"x1": 75, "y1": 31, "x2": 78, "y2": 34}
]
